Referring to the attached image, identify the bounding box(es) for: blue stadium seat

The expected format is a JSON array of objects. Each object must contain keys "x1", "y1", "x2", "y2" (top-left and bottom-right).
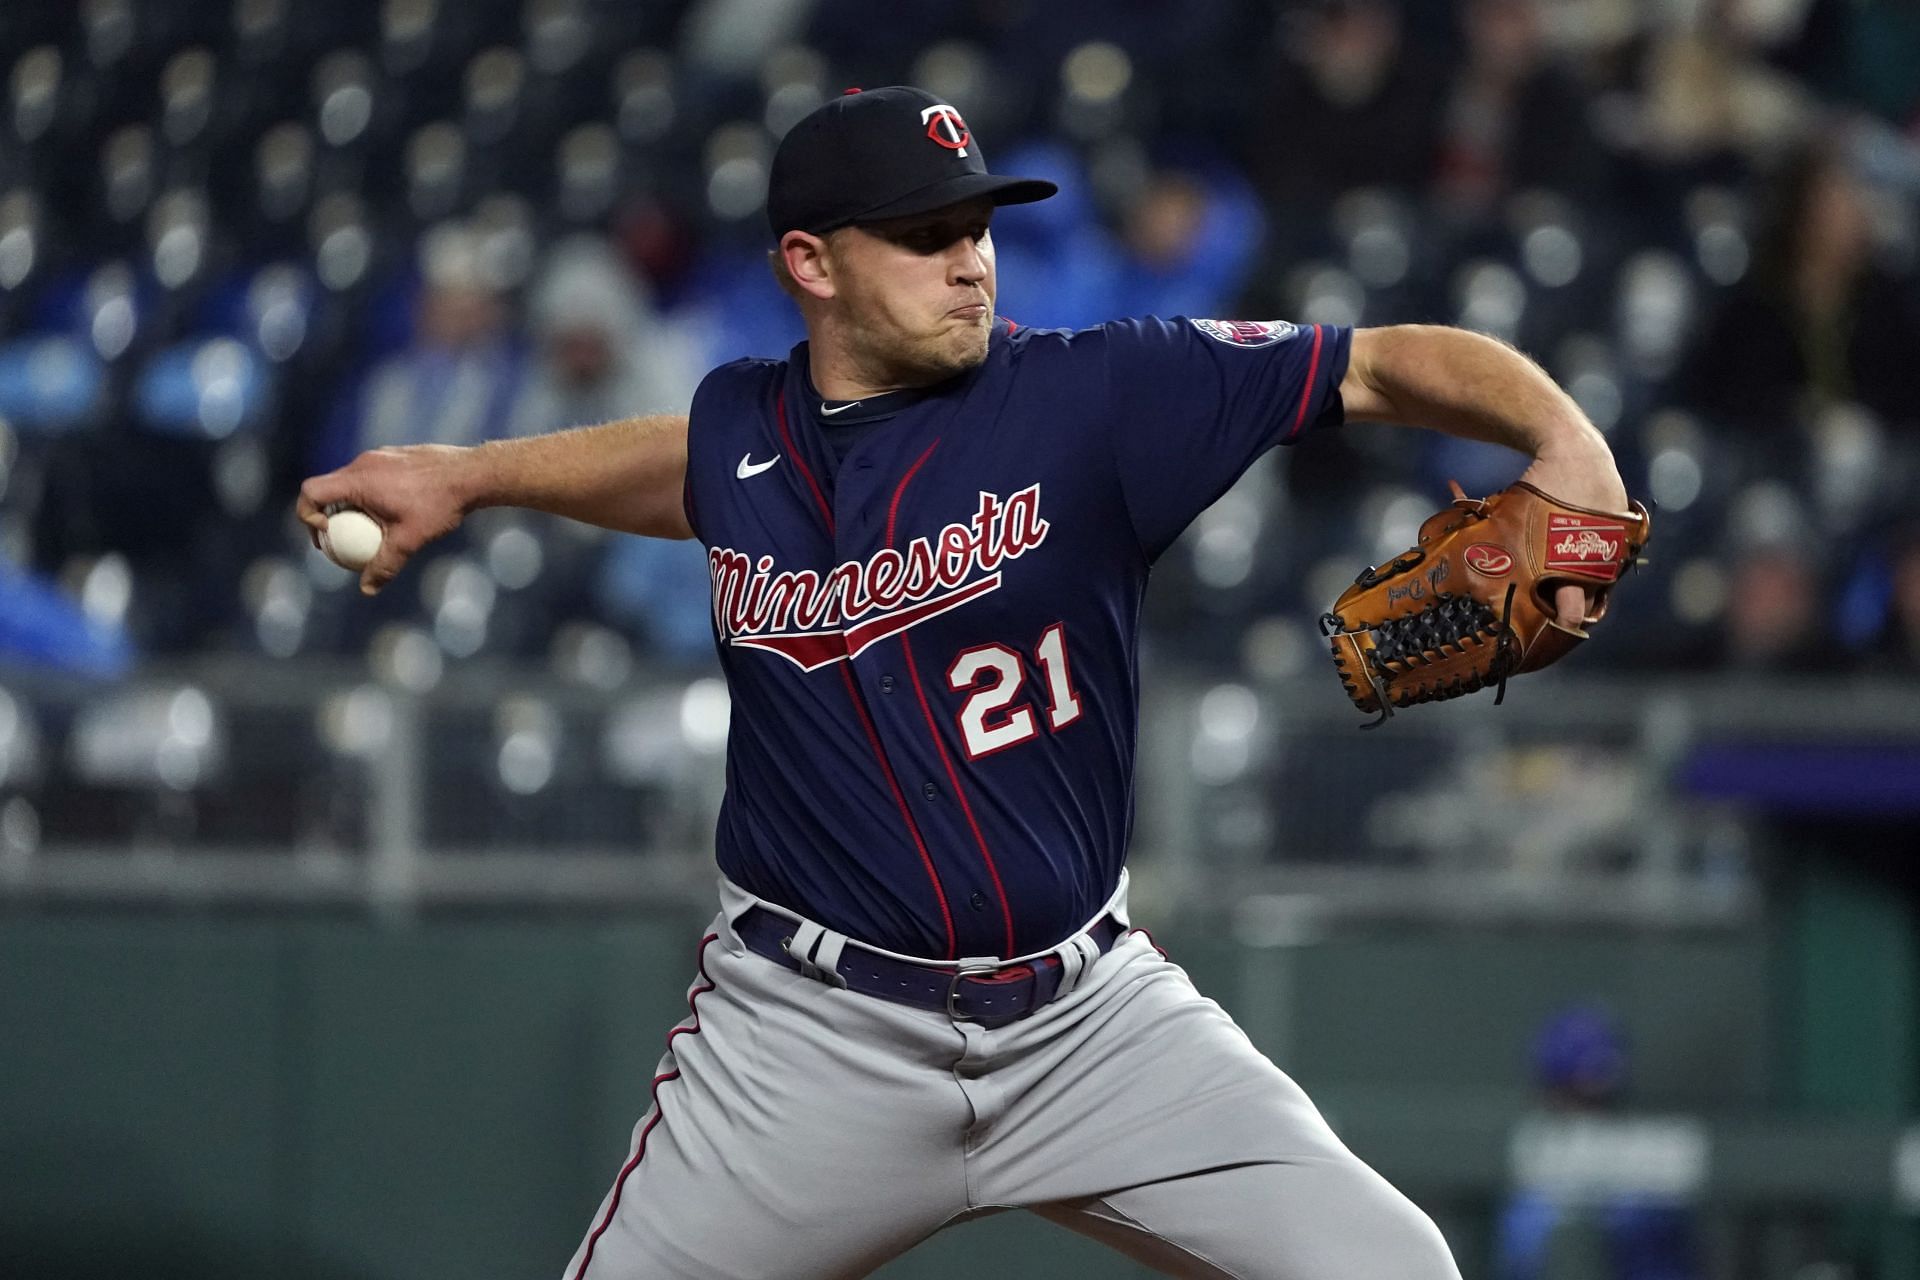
[
  {"x1": 132, "y1": 336, "x2": 273, "y2": 440},
  {"x1": 0, "y1": 337, "x2": 106, "y2": 435}
]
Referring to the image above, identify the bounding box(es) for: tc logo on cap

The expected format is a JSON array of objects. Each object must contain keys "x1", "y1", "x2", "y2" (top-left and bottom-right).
[{"x1": 920, "y1": 104, "x2": 970, "y2": 157}]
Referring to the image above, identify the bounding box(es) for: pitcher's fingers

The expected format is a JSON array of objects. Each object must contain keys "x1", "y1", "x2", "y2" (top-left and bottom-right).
[
  {"x1": 358, "y1": 540, "x2": 410, "y2": 597},
  {"x1": 297, "y1": 474, "x2": 349, "y2": 531},
  {"x1": 1552, "y1": 583, "x2": 1591, "y2": 631},
  {"x1": 294, "y1": 492, "x2": 325, "y2": 549},
  {"x1": 295, "y1": 494, "x2": 326, "y2": 532}
]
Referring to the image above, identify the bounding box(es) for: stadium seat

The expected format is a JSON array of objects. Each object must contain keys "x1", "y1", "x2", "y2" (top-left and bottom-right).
[
  {"x1": 523, "y1": 0, "x2": 593, "y2": 79},
  {"x1": 239, "y1": 552, "x2": 312, "y2": 658},
  {"x1": 158, "y1": 46, "x2": 217, "y2": 151},
  {"x1": 463, "y1": 46, "x2": 527, "y2": 150},
  {"x1": 68, "y1": 682, "x2": 227, "y2": 793},
  {"x1": 310, "y1": 49, "x2": 381, "y2": 152},
  {"x1": 132, "y1": 336, "x2": 273, "y2": 441},
  {"x1": 92, "y1": 126, "x2": 158, "y2": 254},
  {"x1": 244, "y1": 123, "x2": 318, "y2": 253},
  {"x1": 0, "y1": 0, "x2": 1904, "y2": 673},
  {"x1": 554, "y1": 123, "x2": 621, "y2": 226},
  {"x1": 1682, "y1": 184, "x2": 1750, "y2": 289},
  {"x1": 701, "y1": 121, "x2": 773, "y2": 226},
  {"x1": 0, "y1": 188, "x2": 47, "y2": 314},
  {"x1": 1452, "y1": 257, "x2": 1528, "y2": 344},
  {"x1": 758, "y1": 45, "x2": 828, "y2": 139},
  {"x1": 403, "y1": 121, "x2": 470, "y2": 225},
  {"x1": 0, "y1": 684, "x2": 43, "y2": 791},
  {"x1": 0, "y1": 337, "x2": 106, "y2": 434},
  {"x1": 308, "y1": 192, "x2": 377, "y2": 294},
  {"x1": 145, "y1": 187, "x2": 218, "y2": 298},
  {"x1": 1613, "y1": 249, "x2": 1696, "y2": 384},
  {"x1": 612, "y1": 49, "x2": 679, "y2": 148}
]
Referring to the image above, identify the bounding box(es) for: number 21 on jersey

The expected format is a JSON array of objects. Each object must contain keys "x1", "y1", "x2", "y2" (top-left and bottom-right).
[{"x1": 944, "y1": 622, "x2": 1083, "y2": 760}]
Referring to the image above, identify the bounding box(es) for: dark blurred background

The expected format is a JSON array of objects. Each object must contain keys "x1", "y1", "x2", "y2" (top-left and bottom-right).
[{"x1": 1, "y1": 1, "x2": 1917, "y2": 1278}]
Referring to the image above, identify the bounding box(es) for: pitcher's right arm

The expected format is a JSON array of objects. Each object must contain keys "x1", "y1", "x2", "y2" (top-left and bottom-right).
[{"x1": 297, "y1": 412, "x2": 691, "y2": 595}]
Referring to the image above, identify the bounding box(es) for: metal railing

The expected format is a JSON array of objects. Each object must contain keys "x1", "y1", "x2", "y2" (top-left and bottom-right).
[{"x1": 2, "y1": 657, "x2": 1914, "y2": 924}]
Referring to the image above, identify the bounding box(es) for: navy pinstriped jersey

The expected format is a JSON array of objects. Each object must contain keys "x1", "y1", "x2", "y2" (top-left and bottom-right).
[{"x1": 683, "y1": 316, "x2": 1351, "y2": 960}]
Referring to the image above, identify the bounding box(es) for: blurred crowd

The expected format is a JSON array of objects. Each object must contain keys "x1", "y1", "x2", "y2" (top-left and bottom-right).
[{"x1": 2, "y1": 0, "x2": 1918, "y2": 681}]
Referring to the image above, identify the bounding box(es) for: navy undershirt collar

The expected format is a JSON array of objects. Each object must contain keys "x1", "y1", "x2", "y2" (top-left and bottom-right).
[
  {"x1": 805, "y1": 379, "x2": 937, "y2": 467},
  {"x1": 809, "y1": 384, "x2": 932, "y2": 426},
  {"x1": 793, "y1": 330, "x2": 1007, "y2": 467}
]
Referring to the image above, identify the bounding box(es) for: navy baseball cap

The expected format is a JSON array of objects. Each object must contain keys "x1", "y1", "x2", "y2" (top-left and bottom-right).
[{"x1": 767, "y1": 86, "x2": 1057, "y2": 239}]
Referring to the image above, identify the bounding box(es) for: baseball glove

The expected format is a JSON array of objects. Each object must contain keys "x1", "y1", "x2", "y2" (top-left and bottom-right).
[{"x1": 1320, "y1": 480, "x2": 1651, "y2": 726}]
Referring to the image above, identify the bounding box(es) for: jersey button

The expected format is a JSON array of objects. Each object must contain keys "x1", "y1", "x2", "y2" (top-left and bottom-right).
[
  {"x1": 921, "y1": 781, "x2": 938, "y2": 800},
  {"x1": 969, "y1": 891, "x2": 988, "y2": 912},
  {"x1": 880, "y1": 675, "x2": 895, "y2": 693}
]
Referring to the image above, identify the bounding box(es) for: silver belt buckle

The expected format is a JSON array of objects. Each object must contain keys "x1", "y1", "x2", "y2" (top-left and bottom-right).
[{"x1": 945, "y1": 957, "x2": 1002, "y2": 1022}]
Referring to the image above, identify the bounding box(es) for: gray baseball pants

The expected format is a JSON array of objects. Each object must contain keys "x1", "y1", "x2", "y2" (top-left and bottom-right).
[{"x1": 562, "y1": 878, "x2": 1461, "y2": 1280}]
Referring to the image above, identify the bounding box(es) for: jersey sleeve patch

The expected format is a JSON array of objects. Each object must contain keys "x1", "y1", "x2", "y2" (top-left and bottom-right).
[{"x1": 1189, "y1": 318, "x2": 1299, "y2": 349}]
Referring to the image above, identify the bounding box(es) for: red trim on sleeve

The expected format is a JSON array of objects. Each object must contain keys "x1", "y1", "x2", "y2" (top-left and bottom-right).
[{"x1": 1287, "y1": 324, "x2": 1325, "y2": 442}]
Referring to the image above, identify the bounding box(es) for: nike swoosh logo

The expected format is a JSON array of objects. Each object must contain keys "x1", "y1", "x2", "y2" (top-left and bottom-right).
[
  {"x1": 819, "y1": 401, "x2": 862, "y2": 416},
  {"x1": 736, "y1": 453, "x2": 781, "y2": 479}
]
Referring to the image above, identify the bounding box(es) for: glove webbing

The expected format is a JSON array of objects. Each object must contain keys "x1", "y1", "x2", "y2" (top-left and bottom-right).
[{"x1": 1320, "y1": 584, "x2": 1519, "y2": 728}]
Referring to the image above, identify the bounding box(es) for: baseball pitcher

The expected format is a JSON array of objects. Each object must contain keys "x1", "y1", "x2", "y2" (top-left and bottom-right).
[{"x1": 300, "y1": 87, "x2": 1642, "y2": 1279}]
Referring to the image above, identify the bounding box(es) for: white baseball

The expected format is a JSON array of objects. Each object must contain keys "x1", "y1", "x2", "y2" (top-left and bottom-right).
[{"x1": 321, "y1": 509, "x2": 384, "y2": 572}]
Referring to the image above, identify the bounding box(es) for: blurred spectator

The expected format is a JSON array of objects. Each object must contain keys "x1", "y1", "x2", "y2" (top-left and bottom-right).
[
  {"x1": 1247, "y1": 0, "x2": 1448, "y2": 219},
  {"x1": 1680, "y1": 136, "x2": 1920, "y2": 445},
  {"x1": 993, "y1": 151, "x2": 1262, "y2": 327},
  {"x1": 314, "y1": 223, "x2": 532, "y2": 471},
  {"x1": 513, "y1": 237, "x2": 713, "y2": 661},
  {"x1": 0, "y1": 553, "x2": 132, "y2": 677},
  {"x1": 2, "y1": 0, "x2": 1911, "y2": 671},
  {"x1": 677, "y1": 241, "x2": 808, "y2": 368},
  {"x1": 1715, "y1": 543, "x2": 1840, "y2": 671},
  {"x1": 514, "y1": 237, "x2": 705, "y2": 434},
  {"x1": 987, "y1": 142, "x2": 1125, "y2": 329},
  {"x1": 1532, "y1": 1004, "x2": 1627, "y2": 1109},
  {"x1": 1496, "y1": 1006, "x2": 1702, "y2": 1280},
  {"x1": 593, "y1": 535, "x2": 718, "y2": 668},
  {"x1": 1107, "y1": 163, "x2": 1265, "y2": 320},
  {"x1": 1433, "y1": 0, "x2": 1612, "y2": 215},
  {"x1": 1635, "y1": 0, "x2": 1810, "y2": 175},
  {"x1": 680, "y1": 0, "x2": 817, "y2": 79},
  {"x1": 1865, "y1": 527, "x2": 1920, "y2": 670},
  {"x1": 804, "y1": 2, "x2": 968, "y2": 100}
]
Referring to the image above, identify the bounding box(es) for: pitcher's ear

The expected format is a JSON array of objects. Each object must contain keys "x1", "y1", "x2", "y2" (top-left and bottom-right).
[{"x1": 779, "y1": 231, "x2": 836, "y2": 301}]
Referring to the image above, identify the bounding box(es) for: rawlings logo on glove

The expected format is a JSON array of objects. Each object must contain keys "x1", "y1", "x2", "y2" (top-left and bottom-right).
[
  {"x1": 1547, "y1": 518, "x2": 1628, "y2": 571},
  {"x1": 1320, "y1": 481, "x2": 1651, "y2": 727}
]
